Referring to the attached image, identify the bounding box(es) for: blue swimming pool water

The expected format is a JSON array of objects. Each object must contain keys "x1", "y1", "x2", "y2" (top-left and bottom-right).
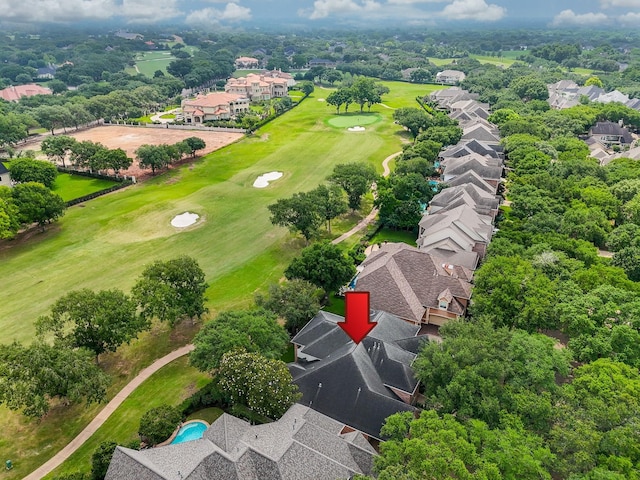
[{"x1": 170, "y1": 421, "x2": 207, "y2": 444}]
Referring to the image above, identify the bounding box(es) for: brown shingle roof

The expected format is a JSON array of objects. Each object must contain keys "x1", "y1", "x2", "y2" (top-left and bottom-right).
[{"x1": 354, "y1": 243, "x2": 473, "y2": 323}]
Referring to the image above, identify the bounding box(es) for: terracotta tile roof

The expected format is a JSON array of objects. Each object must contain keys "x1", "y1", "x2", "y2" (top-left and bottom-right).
[
  {"x1": 0, "y1": 84, "x2": 52, "y2": 102},
  {"x1": 183, "y1": 92, "x2": 247, "y2": 108}
]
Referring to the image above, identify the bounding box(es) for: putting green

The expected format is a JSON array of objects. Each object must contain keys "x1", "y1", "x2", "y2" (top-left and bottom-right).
[{"x1": 326, "y1": 113, "x2": 382, "y2": 128}]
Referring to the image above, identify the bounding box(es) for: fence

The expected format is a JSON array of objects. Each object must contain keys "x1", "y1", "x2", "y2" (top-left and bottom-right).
[
  {"x1": 65, "y1": 180, "x2": 133, "y2": 207},
  {"x1": 102, "y1": 121, "x2": 245, "y2": 134}
]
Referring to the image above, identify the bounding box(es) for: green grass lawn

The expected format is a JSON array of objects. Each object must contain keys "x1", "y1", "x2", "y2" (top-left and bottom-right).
[
  {"x1": 44, "y1": 356, "x2": 210, "y2": 478},
  {"x1": 130, "y1": 51, "x2": 178, "y2": 77},
  {"x1": 370, "y1": 228, "x2": 418, "y2": 246},
  {"x1": 186, "y1": 407, "x2": 224, "y2": 424},
  {"x1": 232, "y1": 69, "x2": 263, "y2": 78},
  {"x1": 52, "y1": 173, "x2": 119, "y2": 202},
  {"x1": 326, "y1": 112, "x2": 382, "y2": 128},
  {"x1": 0, "y1": 81, "x2": 421, "y2": 478}
]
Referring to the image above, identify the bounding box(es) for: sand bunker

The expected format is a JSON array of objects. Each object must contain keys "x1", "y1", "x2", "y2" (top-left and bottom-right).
[
  {"x1": 348, "y1": 126, "x2": 366, "y2": 132},
  {"x1": 317, "y1": 98, "x2": 326, "y2": 102},
  {"x1": 253, "y1": 171, "x2": 283, "y2": 188},
  {"x1": 171, "y1": 212, "x2": 199, "y2": 228}
]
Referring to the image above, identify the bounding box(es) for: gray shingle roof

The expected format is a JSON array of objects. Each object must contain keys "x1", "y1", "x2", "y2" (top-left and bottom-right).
[
  {"x1": 445, "y1": 170, "x2": 497, "y2": 195},
  {"x1": 106, "y1": 404, "x2": 375, "y2": 480},
  {"x1": 439, "y1": 139, "x2": 502, "y2": 160},
  {"x1": 0, "y1": 163, "x2": 9, "y2": 175},
  {"x1": 441, "y1": 155, "x2": 503, "y2": 182},
  {"x1": 430, "y1": 183, "x2": 500, "y2": 217}
]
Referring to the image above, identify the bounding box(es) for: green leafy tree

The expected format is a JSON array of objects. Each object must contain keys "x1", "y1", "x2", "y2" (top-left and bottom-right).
[
  {"x1": 190, "y1": 309, "x2": 289, "y2": 372},
  {"x1": 393, "y1": 107, "x2": 430, "y2": 139},
  {"x1": 326, "y1": 88, "x2": 352, "y2": 114},
  {"x1": 510, "y1": 75, "x2": 549, "y2": 102},
  {"x1": 612, "y1": 246, "x2": 640, "y2": 282},
  {"x1": 11, "y1": 181, "x2": 66, "y2": 230},
  {"x1": 41, "y1": 134, "x2": 76, "y2": 167},
  {"x1": 132, "y1": 256, "x2": 208, "y2": 326},
  {"x1": 328, "y1": 162, "x2": 377, "y2": 210},
  {"x1": 285, "y1": 241, "x2": 356, "y2": 294},
  {"x1": 268, "y1": 191, "x2": 323, "y2": 243},
  {"x1": 7, "y1": 158, "x2": 58, "y2": 188},
  {"x1": 135, "y1": 144, "x2": 170, "y2": 175},
  {"x1": 183, "y1": 137, "x2": 206, "y2": 157},
  {"x1": 34, "y1": 105, "x2": 72, "y2": 135},
  {"x1": 255, "y1": 279, "x2": 323, "y2": 333},
  {"x1": 91, "y1": 441, "x2": 117, "y2": 480},
  {"x1": 0, "y1": 113, "x2": 29, "y2": 147},
  {"x1": 310, "y1": 184, "x2": 348, "y2": 232},
  {"x1": 414, "y1": 320, "x2": 570, "y2": 429},
  {"x1": 36, "y1": 289, "x2": 148, "y2": 363},
  {"x1": 0, "y1": 194, "x2": 20, "y2": 239},
  {"x1": 69, "y1": 140, "x2": 106, "y2": 169},
  {"x1": 138, "y1": 405, "x2": 182, "y2": 446},
  {"x1": 0, "y1": 342, "x2": 109, "y2": 418},
  {"x1": 299, "y1": 81, "x2": 314, "y2": 97},
  {"x1": 216, "y1": 350, "x2": 301, "y2": 419},
  {"x1": 91, "y1": 148, "x2": 132, "y2": 175}
]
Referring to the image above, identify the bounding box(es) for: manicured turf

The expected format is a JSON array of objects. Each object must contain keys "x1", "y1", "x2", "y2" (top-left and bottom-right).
[
  {"x1": 131, "y1": 51, "x2": 177, "y2": 77},
  {"x1": 186, "y1": 407, "x2": 224, "y2": 424},
  {"x1": 45, "y1": 356, "x2": 210, "y2": 478},
  {"x1": 52, "y1": 173, "x2": 119, "y2": 202},
  {"x1": 0, "y1": 81, "x2": 443, "y2": 478},
  {"x1": 326, "y1": 113, "x2": 382, "y2": 128},
  {"x1": 370, "y1": 228, "x2": 418, "y2": 246}
]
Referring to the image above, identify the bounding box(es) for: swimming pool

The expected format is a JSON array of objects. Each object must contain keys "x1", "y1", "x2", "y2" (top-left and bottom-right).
[{"x1": 170, "y1": 421, "x2": 208, "y2": 444}]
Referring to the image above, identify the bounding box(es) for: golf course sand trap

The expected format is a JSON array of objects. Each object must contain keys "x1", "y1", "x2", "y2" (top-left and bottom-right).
[
  {"x1": 348, "y1": 126, "x2": 366, "y2": 132},
  {"x1": 253, "y1": 171, "x2": 283, "y2": 188},
  {"x1": 171, "y1": 212, "x2": 199, "y2": 228}
]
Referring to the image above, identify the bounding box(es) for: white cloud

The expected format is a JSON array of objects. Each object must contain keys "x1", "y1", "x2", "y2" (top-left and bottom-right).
[
  {"x1": 185, "y1": 2, "x2": 251, "y2": 24},
  {"x1": 121, "y1": 0, "x2": 182, "y2": 23},
  {"x1": 618, "y1": 11, "x2": 640, "y2": 24},
  {"x1": 600, "y1": 0, "x2": 640, "y2": 8},
  {"x1": 0, "y1": 0, "x2": 117, "y2": 22},
  {"x1": 439, "y1": 0, "x2": 506, "y2": 21},
  {"x1": 386, "y1": 0, "x2": 447, "y2": 3},
  {"x1": 552, "y1": 9, "x2": 609, "y2": 26},
  {"x1": 307, "y1": 0, "x2": 382, "y2": 20}
]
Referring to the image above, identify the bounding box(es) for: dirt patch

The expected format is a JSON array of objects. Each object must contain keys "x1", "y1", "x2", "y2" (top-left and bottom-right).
[{"x1": 17, "y1": 125, "x2": 243, "y2": 179}]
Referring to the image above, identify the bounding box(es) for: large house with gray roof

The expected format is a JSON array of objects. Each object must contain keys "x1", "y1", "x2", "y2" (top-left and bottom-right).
[
  {"x1": 105, "y1": 403, "x2": 375, "y2": 480},
  {"x1": 352, "y1": 243, "x2": 473, "y2": 326},
  {"x1": 290, "y1": 310, "x2": 428, "y2": 440},
  {"x1": 439, "y1": 139, "x2": 503, "y2": 162},
  {"x1": 429, "y1": 183, "x2": 501, "y2": 219},
  {"x1": 439, "y1": 154, "x2": 503, "y2": 188}
]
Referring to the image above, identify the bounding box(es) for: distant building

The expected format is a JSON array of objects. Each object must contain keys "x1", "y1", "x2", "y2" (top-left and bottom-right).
[
  {"x1": 308, "y1": 58, "x2": 337, "y2": 68},
  {"x1": 225, "y1": 71, "x2": 294, "y2": 102},
  {"x1": 435, "y1": 70, "x2": 466, "y2": 85},
  {"x1": 0, "y1": 84, "x2": 52, "y2": 102},
  {"x1": 114, "y1": 30, "x2": 143, "y2": 41},
  {"x1": 36, "y1": 64, "x2": 57, "y2": 79},
  {"x1": 234, "y1": 56, "x2": 260, "y2": 69},
  {"x1": 181, "y1": 92, "x2": 250, "y2": 123},
  {"x1": 588, "y1": 121, "x2": 633, "y2": 149}
]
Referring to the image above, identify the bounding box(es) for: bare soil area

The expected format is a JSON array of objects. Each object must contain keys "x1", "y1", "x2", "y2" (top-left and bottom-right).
[{"x1": 18, "y1": 125, "x2": 244, "y2": 178}]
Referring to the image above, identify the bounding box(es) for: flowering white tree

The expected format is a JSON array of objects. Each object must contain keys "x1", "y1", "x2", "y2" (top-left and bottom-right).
[{"x1": 217, "y1": 350, "x2": 301, "y2": 419}]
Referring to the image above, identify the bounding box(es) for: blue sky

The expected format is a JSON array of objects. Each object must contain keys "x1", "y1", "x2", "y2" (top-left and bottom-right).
[{"x1": 1, "y1": 0, "x2": 640, "y2": 27}]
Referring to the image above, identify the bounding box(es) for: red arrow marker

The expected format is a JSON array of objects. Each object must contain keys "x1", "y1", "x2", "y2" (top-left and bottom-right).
[{"x1": 339, "y1": 291, "x2": 377, "y2": 344}]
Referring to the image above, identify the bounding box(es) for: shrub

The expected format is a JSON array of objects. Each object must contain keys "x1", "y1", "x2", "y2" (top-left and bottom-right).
[
  {"x1": 91, "y1": 441, "x2": 117, "y2": 480},
  {"x1": 179, "y1": 380, "x2": 230, "y2": 417},
  {"x1": 138, "y1": 404, "x2": 183, "y2": 446}
]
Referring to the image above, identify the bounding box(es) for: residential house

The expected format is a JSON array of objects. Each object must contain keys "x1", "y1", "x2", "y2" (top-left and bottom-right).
[
  {"x1": 262, "y1": 70, "x2": 296, "y2": 87},
  {"x1": 105, "y1": 404, "x2": 376, "y2": 480},
  {"x1": 0, "y1": 84, "x2": 52, "y2": 102},
  {"x1": 290, "y1": 310, "x2": 427, "y2": 440},
  {"x1": 600, "y1": 145, "x2": 640, "y2": 166},
  {"x1": 448, "y1": 100, "x2": 491, "y2": 119},
  {"x1": 589, "y1": 121, "x2": 633, "y2": 148},
  {"x1": 429, "y1": 87, "x2": 479, "y2": 109},
  {"x1": 225, "y1": 72, "x2": 292, "y2": 101},
  {"x1": 439, "y1": 139, "x2": 503, "y2": 162},
  {"x1": 429, "y1": 183, "x2": 501, "y2": 219},
  {"x1": 181, "y1": 92, "x2": 250, "y2": 123},
  {"x1": 417, "y1": 204, "x2": 494, "y2": 258},
  {"x1": 234, "y1": 56, "x2": 260, "y2": 69},
  {"x1": 435, "y1": 70, "x2": 466, "y2": 85},
  {"x1": 36, "y1": 64, "x2": 57, "y2": 79},
  {"x1": 0, "y1": 163, "x2": 12, "y2": 188},
  {"x1": 445, "y1": 169, "x2": 499, "y2": 195},
  {"x1": 461, "y1": 122, "x2": 501, "y2": 144},
  {"x1": 440, "y1": 153, "x2": 504, "y2": 188},
  {"x1": 352, "y1": 243, "x2": 473, "y2": 326},
  {"x1": 595, "y1": 90, "x2": 630, "y2": 105}
]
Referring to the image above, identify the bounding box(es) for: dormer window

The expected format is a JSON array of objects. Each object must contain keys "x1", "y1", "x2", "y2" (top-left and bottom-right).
[{"x1": 439, "y1": 299, "x2": 449, "y2": 310}]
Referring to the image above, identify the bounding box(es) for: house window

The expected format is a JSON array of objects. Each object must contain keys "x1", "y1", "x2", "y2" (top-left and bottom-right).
[{"x1": 438, "y1": 299, "x2": 448, "y2": 310}]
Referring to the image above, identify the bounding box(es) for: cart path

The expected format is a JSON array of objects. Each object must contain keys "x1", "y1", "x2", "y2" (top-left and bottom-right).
[
  {"x1": 22, "y1": 344, "x2": 195, "y2": 480},
  {"x1": 331, "y1": 151, "x2": 400, "y2": 245}
]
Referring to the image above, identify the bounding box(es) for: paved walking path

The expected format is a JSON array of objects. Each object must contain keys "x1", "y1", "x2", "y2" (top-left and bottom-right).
[
  {"x1": 331, "y1": 151, "x2": 400, "y2": 245},
  {"x1": 23, "y1": 344, "x2": 195, "y2": 480}
]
